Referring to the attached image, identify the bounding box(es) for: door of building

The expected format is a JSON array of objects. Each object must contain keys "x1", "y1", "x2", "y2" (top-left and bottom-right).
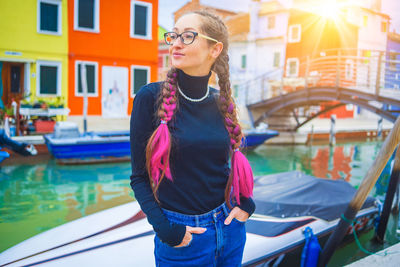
[{"x1": 1, "y1": 62, "x2": 25, "y2": 107}]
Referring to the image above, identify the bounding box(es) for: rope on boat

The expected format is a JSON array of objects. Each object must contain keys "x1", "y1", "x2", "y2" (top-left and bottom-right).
[{"x1": 341, "y1": 213, "x2": 400, "y2": 257}]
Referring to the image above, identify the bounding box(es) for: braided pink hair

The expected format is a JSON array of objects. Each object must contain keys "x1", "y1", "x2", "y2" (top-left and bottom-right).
[{"x1": 145, "y1": 69, "x2": 179, "y2": 200}]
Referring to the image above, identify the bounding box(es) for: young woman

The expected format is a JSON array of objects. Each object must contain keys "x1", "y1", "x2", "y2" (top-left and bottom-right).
[{"x1": 130, "y1": 10, "x2": 255, "y2": 266}]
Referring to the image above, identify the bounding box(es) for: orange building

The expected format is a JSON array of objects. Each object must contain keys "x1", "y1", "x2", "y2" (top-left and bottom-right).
[
  {"x1": 68, "y1": 0, "x2": 158, "y2": 117},
  {"x1": 284, "y1": 6, "x2": 359, "y2": 118}
]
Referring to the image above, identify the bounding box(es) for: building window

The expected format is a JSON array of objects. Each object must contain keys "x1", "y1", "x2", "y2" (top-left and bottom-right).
[
  {"x1": 345, "y1": 59, "x2": 354, "y2": 80},
  {"x1": 381, "y1": 21, "x2": 387, "y2": 33},
  {"x1": 38, "y1": 0, "x2": 62, "y2": 35},
  {"x1": 130, "y1": 0, "x2": 152, "y2": 39},
  {"x1": 241, "y1": 54, "x2": 247, "y2": 69},
  {"x1": 268, "y1": 16, "x2": 275, "y2": 30},
  {"x1": 131, "y1": 65, "x2": 150, "y2": 96},
  {"x1": 233, "y1": 84, "x2": 239, "y2": 98},
  {"x1": 286, "y1": 58, "x2": 299, "y2": 77},
  {"x1": 389, "y1": 52, "x2": 397, "y2": 70},
  {"x1": 363, "y1": 15, "x2": 368, "y2": 27},
  {"x1": 163, "y1": 54, "x2": 170, "y2": 68},
  {"x1": 75, "y1": 61, "x2": 98, "y2": 96},
  {"x1": 74, "y1": 0, "x2": 100, "y2": 32},
  {"x1": 36, "y1": 61, "x2": 61, "y2": 96},
  {"x1": 273, "y1": 52, "x2": 280, "y2": 68},
  {"x1": 288, "y1": 24, "x2": 301, "y2": 43}
]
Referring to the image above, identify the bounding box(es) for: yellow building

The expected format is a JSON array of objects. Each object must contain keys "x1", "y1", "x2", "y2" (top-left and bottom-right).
[{"x1": 0, "y1": 0, "x2": 69, "y2": 109}]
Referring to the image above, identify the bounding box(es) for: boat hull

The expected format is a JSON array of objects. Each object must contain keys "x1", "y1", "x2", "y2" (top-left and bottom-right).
[
  {"x1": 244, "y1": 130, "x2": 279, "y2": 148},
  {"x1": 44, "y1": 132, "x2": 130, "y2": 164},
  {"x1": 0, "y1": 171, "x2": 379, "y2": 266},
  {"x1": 0, "y1": 202, "x2": 378, "y2": 267}
]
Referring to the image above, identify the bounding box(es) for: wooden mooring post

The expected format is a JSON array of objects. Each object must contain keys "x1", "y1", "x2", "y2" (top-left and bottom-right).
[
  {"x1": 375, "y1": 146, "x2": 400, "y2": 243},
  {"x1": 318, "y1": 116, "x2": 400, "y2": 267}
]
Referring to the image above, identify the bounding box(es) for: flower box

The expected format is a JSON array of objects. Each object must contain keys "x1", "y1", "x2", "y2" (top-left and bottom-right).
[{"x1": 34, "y1": 120, "x2": 56, "y2": 133}]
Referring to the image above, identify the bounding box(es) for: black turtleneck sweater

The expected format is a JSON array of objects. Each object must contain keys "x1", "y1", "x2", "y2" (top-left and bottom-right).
[{"x1": 130, "y1": 69, "x2": 255, "y2": 246}]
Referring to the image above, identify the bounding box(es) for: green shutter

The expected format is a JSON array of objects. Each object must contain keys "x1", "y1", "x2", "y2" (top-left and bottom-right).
[
  {"x1": 78, "y1": 64, "x2": 96, "y2": 94},
  {"x1": 241, "y1": 55, "x2": 246, "y2": 69},
  {"x1": 40, "y1": 66, "x2": 58, "y2": 95},
  {"x1": 134, "y1": 69, "x2": 148, "y2": 94},
  {"x1": 78, "y1": 0, "x2": 95, "y2": 29},
  {"x1": 273, "y1": 52, "x2": 280, "y2": 67},
  {"x1": 40, "y1": 2, "x2": 58, "y2": 32},
  {"x1": 134, "y1": 4, "x2": 147, "y2": 36}
]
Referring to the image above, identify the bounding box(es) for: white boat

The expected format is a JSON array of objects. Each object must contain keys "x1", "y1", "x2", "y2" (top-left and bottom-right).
[{"x1": 0, "y1": 171, "x2": 378, "y2": 266}]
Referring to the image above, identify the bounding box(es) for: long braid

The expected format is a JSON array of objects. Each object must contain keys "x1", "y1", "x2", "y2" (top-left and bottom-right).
[
  {"x1": 145, "y1": 68, "x2": 179, "y2": 201},
  {"x1": 193, "y1": 10, "x2": 254, "y2": 207}
]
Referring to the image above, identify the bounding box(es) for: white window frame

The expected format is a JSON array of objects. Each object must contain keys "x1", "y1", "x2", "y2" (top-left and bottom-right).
[
  {"x1": 36, "y1": 60, "x2": 62, "y2": 97},
  {"x1": 286, "y1": 58, "x2": 299, "y2": 77},
  {"x1": 288, "y1": 24, "x2": 301, "y2": 43},
  {"x1": 75, "y1": 60, "x2": 99, "y2": 97},
  {"x1": 74, "y1": 0, "x2": 100, "y2": 33},
  {"x1": 131, "y1": 65, "x2": 150, "y2": 97},
  {"x1": 130, "y1": 0, "x2": 152, "y2": 40},
  {"x1": 345, "y1": 59, "x2": 354, "y2": 80},
  {"x1": 37, "y1": 0, "x2": 62, "y2": 36},
  {"x1": 267, "y1": 16, "x2": 275, "y2": 30}
]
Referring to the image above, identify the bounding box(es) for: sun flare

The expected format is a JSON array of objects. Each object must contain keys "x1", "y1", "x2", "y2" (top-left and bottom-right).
[{"x1": 317, "y1": 0, "x2": 342, "y2": 20}]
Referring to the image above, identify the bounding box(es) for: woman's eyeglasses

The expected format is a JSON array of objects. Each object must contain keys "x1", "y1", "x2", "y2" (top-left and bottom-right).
[{"x1": 164, "y1": 31, "x2": 219, "y2": 45}]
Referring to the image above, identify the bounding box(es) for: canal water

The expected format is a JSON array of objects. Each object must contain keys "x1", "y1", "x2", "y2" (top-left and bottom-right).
[{"x1": 0, "y1": 140, "x2": 399, "y2": 266}]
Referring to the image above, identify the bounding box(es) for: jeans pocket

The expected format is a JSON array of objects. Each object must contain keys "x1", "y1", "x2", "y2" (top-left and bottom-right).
[
  {"x1": 232, "y1": 218, "x2": 246, "y2": 224},
  {"x1": 173, "y1": 233, "x2": 194, "y2": 249}
]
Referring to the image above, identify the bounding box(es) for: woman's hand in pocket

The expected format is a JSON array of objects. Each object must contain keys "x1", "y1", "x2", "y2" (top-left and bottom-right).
[
  {"x1": 174, "y1": 226, "x2": 207, "y2": 248},
  {"x1": 224, "y1": 207, "x2": 249, "y2": 225}
]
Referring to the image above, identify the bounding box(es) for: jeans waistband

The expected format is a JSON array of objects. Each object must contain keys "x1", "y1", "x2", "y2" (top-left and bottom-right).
[{"x1": 161, "y1": 202, "x2": 231, "y2": 227}]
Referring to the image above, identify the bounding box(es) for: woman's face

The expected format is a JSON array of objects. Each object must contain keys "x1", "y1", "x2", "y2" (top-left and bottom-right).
[{"x1": 169, "y1": 14, "x2": 219, "y2": 76}]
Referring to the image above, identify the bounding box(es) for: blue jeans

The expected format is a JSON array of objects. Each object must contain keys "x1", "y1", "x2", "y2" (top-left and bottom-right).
[{"x1": 154, "y1": 202, "x2": 246, "y2": 267}]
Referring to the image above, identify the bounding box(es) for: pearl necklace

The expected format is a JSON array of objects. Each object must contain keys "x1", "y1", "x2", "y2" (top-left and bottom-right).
[{"x1": 177, "y1": 85, "x2": 210, "y2": 102}]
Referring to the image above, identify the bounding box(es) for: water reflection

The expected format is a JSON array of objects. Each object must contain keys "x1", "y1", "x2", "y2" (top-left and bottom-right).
[
  {"x1": 248, "y1": 141, "x2": 391, "y2": 198},
  {"x1": 0, "y1": 160, "x2": 134, "y2": 252},
  {"x1": 0, "y1": 140, "x2": 396, "y2": 253}
]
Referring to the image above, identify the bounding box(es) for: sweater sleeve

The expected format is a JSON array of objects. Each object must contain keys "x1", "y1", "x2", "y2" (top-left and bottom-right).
[
  {"x1": 130, "y1": 84, "x2": 186, "y2": 246},
  {"x1": 237, "y1": 197, "x2": 256, "y2": 217}
]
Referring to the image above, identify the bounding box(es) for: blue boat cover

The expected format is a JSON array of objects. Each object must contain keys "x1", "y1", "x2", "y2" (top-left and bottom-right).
[{"x1": 253, "y1": 171, "x2": 376, "y2": 221}]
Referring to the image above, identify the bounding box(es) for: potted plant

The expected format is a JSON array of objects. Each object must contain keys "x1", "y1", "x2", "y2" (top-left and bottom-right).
[{"x1": 20, "y1": 98, "x2": 34, "y2": 108}]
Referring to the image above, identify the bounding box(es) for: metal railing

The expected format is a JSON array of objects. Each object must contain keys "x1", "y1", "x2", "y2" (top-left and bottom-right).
[{"x1": 236, "y1": 49, "x2": 400, "y2": 107}]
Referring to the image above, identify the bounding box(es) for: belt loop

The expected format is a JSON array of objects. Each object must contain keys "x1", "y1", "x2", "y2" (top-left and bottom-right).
[
  {"x1": 195, "y1": 216, "x2": 199, "y2": 227},
  {"x1": 222, "y1": 202, "x2": 229, "y2": 217}
]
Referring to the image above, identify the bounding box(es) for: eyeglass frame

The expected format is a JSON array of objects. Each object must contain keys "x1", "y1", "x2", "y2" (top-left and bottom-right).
[{"x1": 164, "y1": 31, "x2": 219, "y2": 45}]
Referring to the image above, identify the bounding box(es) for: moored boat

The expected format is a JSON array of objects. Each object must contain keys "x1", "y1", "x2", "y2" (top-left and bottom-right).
[
  {"x1": 243, "y1": 123, "x2": 279, "y2": 149},
  {"x1": 0, "y1": 171, "x2": 379, "y2": 266},
  {"x1": 0, "y1": 148, "x2": 9, "y2": 163},
  {"x1": 44, "y1": 122, "x2": 277, "y2": 164},
  {"x1": 44, "y1": 122, "x2": 130, "y2": 164}
]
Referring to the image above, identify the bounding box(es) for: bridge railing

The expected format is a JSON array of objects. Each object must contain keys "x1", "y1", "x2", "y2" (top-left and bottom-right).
[{"x1": 236, "y1": 49, "x2": 400, "y2": 107}]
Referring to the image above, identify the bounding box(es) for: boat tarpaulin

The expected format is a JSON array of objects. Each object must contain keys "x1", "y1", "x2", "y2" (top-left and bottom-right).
[{"x1": 253, "y1": 171, "x2": 376, "y2": 221}]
